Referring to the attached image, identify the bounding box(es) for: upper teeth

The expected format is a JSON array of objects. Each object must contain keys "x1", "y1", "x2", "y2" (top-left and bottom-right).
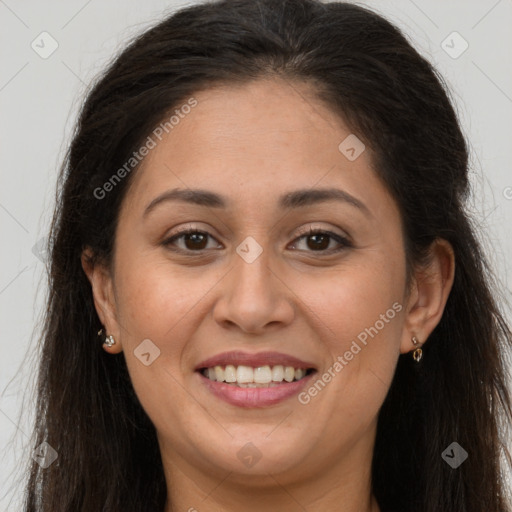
[{"x1": 202, "y1": 365, "x2": 308, "y2": 385}]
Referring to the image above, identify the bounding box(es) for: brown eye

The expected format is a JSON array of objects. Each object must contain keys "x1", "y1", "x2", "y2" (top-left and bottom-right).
[
  {"x1": 291, "y1": 229, "x2": 352, "y2": 253},
  {"x1": 182, "y1": 232, "x2": 208, "y2": 250},
  {"x1": 162, "y1": 229, "x2": 222, "y2": 252},
  {"x1": 305, "y1": 233, "x2": 331, "y2": 251}
]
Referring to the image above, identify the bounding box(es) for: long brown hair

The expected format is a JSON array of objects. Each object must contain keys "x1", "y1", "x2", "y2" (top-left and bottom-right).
[{"x1": 23, "y1": 1, "x2": 512, "y2": 510}]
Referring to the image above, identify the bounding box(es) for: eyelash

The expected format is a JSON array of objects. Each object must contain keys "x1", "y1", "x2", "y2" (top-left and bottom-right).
[{"x1": 162, "y1": 226, "x2": 352, "y2": 255}]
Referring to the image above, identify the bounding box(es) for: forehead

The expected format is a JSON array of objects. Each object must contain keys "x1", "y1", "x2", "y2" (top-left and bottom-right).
[{"x1": 120, "y1": 77, "x2": 397, "y2": 223}]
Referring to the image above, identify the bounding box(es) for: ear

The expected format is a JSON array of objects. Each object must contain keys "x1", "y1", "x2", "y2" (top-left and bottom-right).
[
  {"x1": 81, "y1": 247, "x2": 123, "y2": 353},
  {"x1": 400, "y1": 238, "x2": 455, "y2": 355}
]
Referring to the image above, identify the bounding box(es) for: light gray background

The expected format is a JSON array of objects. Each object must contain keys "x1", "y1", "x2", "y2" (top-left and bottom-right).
[{"x1": 1, "y1": 0, "x2": 511, "y2": 510}]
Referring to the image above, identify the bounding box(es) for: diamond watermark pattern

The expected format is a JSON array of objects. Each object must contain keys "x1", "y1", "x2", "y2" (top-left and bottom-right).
[
  {"x1": 441, "y1": 441, "x2": 468, "y2": 468},
  {"x1": 32, "y1": 237, "x2": 49, "y2": 263},
  {"x1": 134, "y1": 338, "x2": 161, "y2": 366},
  {"x1": 237, "y1": 442, "x2": 262, "y2": 468},
  {"x1": 32, "y1": 441, "x2": 58, "y2": 469},
  {"x1": 236, "y1": 236, "x2": 263, "y2": 263},
  {"x1": 338, "y1": 134, "x2": 366, "y2": 161},
  {"x1": 441, "y1": 31, "x2": 468, "y2": 59},
  {"x1": 31, "y1": 31, "x2": 59, "y2": 59}
]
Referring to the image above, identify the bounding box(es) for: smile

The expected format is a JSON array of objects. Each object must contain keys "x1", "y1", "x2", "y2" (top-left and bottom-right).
[{"x1": 201, "y1": 364, "x2": 313, "y2": 387}]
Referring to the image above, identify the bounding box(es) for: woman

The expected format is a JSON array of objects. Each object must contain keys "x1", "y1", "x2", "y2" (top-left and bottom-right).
[{"x1": 24, "y1": 0, "x2": 512, "y2": 511}]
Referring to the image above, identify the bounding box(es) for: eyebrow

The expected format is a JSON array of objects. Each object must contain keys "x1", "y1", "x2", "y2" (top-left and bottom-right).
[{"x1": 143, "y1": 187, "x2": 371, "y2": 217}]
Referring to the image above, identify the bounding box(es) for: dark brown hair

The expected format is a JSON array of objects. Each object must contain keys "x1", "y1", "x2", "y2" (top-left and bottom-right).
[{"x1": 23, "y1": 0, "x2": 512, "y2": 510}]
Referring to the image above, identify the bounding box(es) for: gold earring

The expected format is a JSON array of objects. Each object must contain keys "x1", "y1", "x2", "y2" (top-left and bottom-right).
[{"x1": 411, "y1": 335, "x2": 422, "y2": 362}]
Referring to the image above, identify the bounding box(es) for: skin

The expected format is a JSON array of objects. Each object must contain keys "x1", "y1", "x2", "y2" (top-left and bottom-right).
[{"x1": 83, "y1": 77, "x2": 455, "y2": 512}]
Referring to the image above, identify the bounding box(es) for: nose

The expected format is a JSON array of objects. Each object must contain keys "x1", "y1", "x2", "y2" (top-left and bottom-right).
[{"x1": 212, "y1": 247, "x2": 295, "y2": 334}]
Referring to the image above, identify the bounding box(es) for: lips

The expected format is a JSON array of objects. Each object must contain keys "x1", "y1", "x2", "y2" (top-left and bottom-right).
[
  {"x1": 194, "y1": 350, "x2": 317, "y2": 371},
  {"x1": 194, "y1": 350, "x2": 318, "y2": 408}
]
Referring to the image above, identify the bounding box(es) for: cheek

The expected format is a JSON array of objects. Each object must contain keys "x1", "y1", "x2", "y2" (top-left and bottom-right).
[
  {"x1": 298, "y1": 258, "x2": 404, "y2": 352},
  {"x1": 111, "y1": 257, "x2": 217, "y2": 425},
  {"x1": 114, "y1": 256, "x2": 216, "y2": 342},
  {"x1": 294, "y1": 257, "x2": 404, "y2": 419}
]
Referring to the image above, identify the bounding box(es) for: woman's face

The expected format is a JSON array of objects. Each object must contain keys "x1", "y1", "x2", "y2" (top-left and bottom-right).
[{"x1": 97, "y1": 77, "x2": 416, "y2": 487}]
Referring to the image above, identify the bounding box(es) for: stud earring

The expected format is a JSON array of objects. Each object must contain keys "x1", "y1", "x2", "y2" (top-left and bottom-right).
[
  {"x1": 98, "y1": 328, "x2": 116, "y2": 348},
  {"x1": 411, "y1": 335, "x2": 423, "y2": 362}
]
